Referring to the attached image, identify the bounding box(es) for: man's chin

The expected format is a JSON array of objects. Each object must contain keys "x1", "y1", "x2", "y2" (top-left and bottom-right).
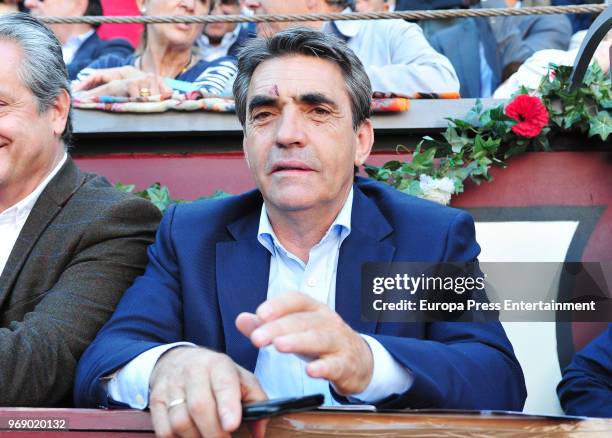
[{"x1": 267, "y1": 190, "x2": 318, "y2": 213}]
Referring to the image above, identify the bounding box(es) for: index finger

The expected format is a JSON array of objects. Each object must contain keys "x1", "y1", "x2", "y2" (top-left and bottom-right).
[{"x1": 256, "y1": 291, "x2": 321, "y2": 322}]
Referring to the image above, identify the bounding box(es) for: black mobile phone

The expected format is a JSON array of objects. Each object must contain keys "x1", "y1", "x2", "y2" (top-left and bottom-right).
[{"x1": 242, "y1": 394, "x2": 324, "y2": 421}]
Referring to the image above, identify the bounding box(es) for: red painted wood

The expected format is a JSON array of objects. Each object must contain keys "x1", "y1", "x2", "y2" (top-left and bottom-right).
[
  {"x1": 0, "y1": 408, "x2": 151, "y2": 431},
  {"x1": 98, "y1": 0, "x2": 143, "y2": 48},
  {"x1": 74, "y1": 150, "x2": 612, "y2": 206}
]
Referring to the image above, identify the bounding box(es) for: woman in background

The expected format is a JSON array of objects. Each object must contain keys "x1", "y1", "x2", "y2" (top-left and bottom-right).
[{"x1": 74, "y1": 0, "x2": 237, "y2": 99}]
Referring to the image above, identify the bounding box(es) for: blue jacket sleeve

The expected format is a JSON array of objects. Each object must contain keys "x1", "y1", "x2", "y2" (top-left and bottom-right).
[
  {"x1": 371, "y1": 211, "x2": 527, "y2": 410},
  {"x1": 74, "y1": 204, "x2": 184, "y2": 408},
  {"x1": 68, "y1": 36, "x2": 134, "y2": 80},
  {"x1": 557, "y1": 325, "x2": 612, "y2": 417}
]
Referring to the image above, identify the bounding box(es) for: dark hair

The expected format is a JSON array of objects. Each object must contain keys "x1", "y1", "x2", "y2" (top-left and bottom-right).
[
  {"x1": 0, "y1": 13, "x2": 72, "y2": 147},
  {"x1": 233, "y1": 27, "x2": 371, "y2": 130},
  {"x1": 85, "y1": 0, "x2": 103, "y2": 28},
  {"x1": 326, "y1": 0, "x2": 352, "y2": 9}
]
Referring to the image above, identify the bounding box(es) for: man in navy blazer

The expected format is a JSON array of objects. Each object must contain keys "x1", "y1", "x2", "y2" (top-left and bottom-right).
[
  {"x1": 557, "y1": 325, "x2": 611, "y2": 417},
  {"x1": 25, "y1": 0, "x2": 133, "y2": 79},
  {"x1": 428, "y1": 0, "x2": 571, "y2": 98},
  {"x1": 75, "y1": 28, "x2": 526, "y2": 437}
]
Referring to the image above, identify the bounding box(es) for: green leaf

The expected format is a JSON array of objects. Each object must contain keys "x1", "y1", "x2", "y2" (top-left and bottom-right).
[
  {"x1": 364, "y1": 164, "x2": 381, "y2": 178},
  {"x1": 146, "y1": 184, "x2": 173, "y2": 211},
  {"x1": 588, "y1": 111, "x2": 612, "y2": 141},
  {"x1": 448, "y1": 118, "x2": 475, "y2": 130},
  {"x1": 398, "y1": 179, "x2": 422, "y2": 197},
  {"x1": 114, "y1": 182, "x2": 135, "y2": 193},
  {"x1": 479, "y1": 104, "x2": 505, "y2": 128},
  {"x1": 382, "y1": 160, "x2": 402, "y2": 171},
  {"x1": 410, "y1": 146, "x2": 437, "y2": 173},
  {"x1": 504, "y1": 142, "x2": 528, "y2": 159},
  {"x1": 583, "y1": 62, "x2": 605, "y2": 86},
  {"x1": 562, "y1": 110, "x2": 584, "y2": 129},
  {"x1": 195, "y1": 191, "x2": 233, "y2": 201},
  {"x1": 464, "y1": 99, "x2": 484, "y2": 126},
  {"x1": 442, "y1": 127, "x2": 469, "y2": 153}
]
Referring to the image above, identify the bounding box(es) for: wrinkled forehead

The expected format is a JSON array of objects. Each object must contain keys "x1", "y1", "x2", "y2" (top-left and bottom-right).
[
  {"x1": 0, "y1": 39, "x2": 25, "y2": 81},
  {"x1": 247, "y1": 54, "x2": 350, "y2": 104}
]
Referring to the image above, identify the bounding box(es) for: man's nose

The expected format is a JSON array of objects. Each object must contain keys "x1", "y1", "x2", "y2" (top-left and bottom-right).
[
  {"x1": 179, "y1": 0, "x2": 197, "y2": 12},
  {"x1": 275, "y1": 107, "x2": 306, "y2": 148},
  {"x1": 243, "y1": 0, "x2": 261, "y2": 12},
  {"x1": 23, "y1": 0, "x2": 38, "y2": 10}
]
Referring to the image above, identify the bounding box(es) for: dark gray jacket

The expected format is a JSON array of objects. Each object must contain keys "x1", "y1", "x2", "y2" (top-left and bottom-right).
[{"x1": 0, "y1": 158, "x2": 160, "y2": 406}]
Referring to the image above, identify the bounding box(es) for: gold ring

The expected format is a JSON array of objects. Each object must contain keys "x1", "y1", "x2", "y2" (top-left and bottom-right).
[
  {"x1": 139, "y1": 87, "x2": 151, "y2": 98},
  {"x1": 167, "y1": 398, "x2": 186, "y2": 409}
]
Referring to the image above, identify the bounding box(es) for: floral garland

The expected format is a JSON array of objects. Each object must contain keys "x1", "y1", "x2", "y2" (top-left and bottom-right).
[
  {"x1": 365, "y1": 63, "x2": 611, "y2": 205},
  {"x1": 117, "y1": 64, "x2": 610, "y2": 211}
]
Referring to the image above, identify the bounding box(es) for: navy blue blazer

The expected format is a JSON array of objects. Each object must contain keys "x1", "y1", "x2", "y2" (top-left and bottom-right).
[
  {"x1": 226, "y1": 25, "x2": 255, "y2": 58},
  {"x1": 74, "y1": 178, "x2": 526, "y2": 410},
  {"x1": 67, "y1": 32, "x2": 133, "y2": 80},
  {"x1": 429, "y1": 18, "x2": 500, "y2": 98},
  {"x1": 557, "y1": 325, "x2": 612, "y2": 417},
  {"x1": 552, "y1": 0, "x2": 597, "y2": 32}
]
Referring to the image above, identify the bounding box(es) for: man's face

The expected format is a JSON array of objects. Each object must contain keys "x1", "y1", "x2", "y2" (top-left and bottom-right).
[
  {"x1": 355, "y1": 0, "x2": 389, "y2": 12},
  {"x1": 243, "y1": 0, "x2": 313, "y2": 37},
  {"x1": 0, "y1": 40, "x2": 67, "y2": 206},
  {"x1": 24, "y1": 0, "x2": 87, "y2": 17},
  {"x1": 204, "y1": 0, "x2": 241, "y2": 41},
  {"x1": 243, "y1": 55, "x2": 373, "y2": 214}
]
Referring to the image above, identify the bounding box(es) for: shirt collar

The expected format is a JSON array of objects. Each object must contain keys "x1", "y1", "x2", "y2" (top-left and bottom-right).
[
  {"x1": 0, "y1": 152, "x2": 68, "y2": 222},
  {"x1": 199, "y1": 24, "x2": 242, "y2": 48},
  {"x1": 326, "y1": 7, "x2": 361, "y2": 39},
  {"x1": 257, "y1": 186, "x2": 354, "y2": 255},
  {"x1": 64, "y1": 29, "x2": 94, "y2": 49}
]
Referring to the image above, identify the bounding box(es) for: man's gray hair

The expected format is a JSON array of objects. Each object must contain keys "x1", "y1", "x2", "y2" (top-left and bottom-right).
[
  {"x1": 233, "y1": 27, "x2": 372, "y2": 131},
  {"x1": 0, "y1": 13, "x2": 72, "y2": 147}
]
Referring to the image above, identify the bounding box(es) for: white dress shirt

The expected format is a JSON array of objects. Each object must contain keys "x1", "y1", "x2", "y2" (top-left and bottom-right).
[
  {"x1": 197, "y1": 24, "x2": 242, "y2": 62},
  {"x1": 0, "y1": 153, "x2": 67, "y2": 276},
  {"x1": 323, "y1": 9, "x2": 459, "y2": 95},
  {"x1": 62, "y1": 30, "x2": 94, "y2": 66},
  {"x1": 107, "y1": 188, "x2": 413, "y2": 408}
]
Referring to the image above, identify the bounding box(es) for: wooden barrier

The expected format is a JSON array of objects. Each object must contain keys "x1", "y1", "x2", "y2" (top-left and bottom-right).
[{"x1": 0, "y1": 408, "x2": 610, "y2": 437}]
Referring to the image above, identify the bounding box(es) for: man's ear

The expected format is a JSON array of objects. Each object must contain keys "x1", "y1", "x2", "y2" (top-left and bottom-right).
[
  {"x1": 242, "y1": 135, "x2": 252, "y2": 169},
  {"x1": 50, "y1": 89, "x2": 71, "y2": 139},
  {"x1": 354, "y1": 118, "x2": 374, "y2": 167}
]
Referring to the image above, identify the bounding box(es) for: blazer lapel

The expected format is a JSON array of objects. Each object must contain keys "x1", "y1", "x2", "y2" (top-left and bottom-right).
[
  {"x1": 215, "y1": 184, "x2": 397, "y2": 367},
  {"x1": 335, "y1": 184, "x2": 396, "y2": 335},
  {"x1": 216, "y1": 206, "x2": 270, "y2": 372},
  {"x1": 0, "y1": 158, "x2": 85, "y2": 307}
]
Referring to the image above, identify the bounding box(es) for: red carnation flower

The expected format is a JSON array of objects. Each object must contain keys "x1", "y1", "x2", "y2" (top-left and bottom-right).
[{"x1": 505, "y1": 94, "x2": 549, "y2": 138}]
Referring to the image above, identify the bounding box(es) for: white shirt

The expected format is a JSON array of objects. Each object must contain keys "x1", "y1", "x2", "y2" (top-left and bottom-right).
[
  {"x1": 107, "y1": 188, "x2": 413, "y2": 408},
  {"x1": 63, "y1": 30, "x2": 94, "y2": 65},
  {"x1": 0, "y1": 153, "x2": 67, "y2": 277},
  {"x1": 197, "y1": 24, "x2": 242, "y2": 62},
  {"x1": 324, "y1": 9, "x2": 459, "y2": 95}
]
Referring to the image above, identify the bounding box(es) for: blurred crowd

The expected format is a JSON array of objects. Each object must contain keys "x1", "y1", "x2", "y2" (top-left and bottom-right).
[{"x1": 0, "y1": 0, "x2": 608, "y2": 100}]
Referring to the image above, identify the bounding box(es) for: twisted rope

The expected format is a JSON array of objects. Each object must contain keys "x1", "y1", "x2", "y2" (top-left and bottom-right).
[{"x1": 39, "y1": 5, "x2": 608, "y2": 25}]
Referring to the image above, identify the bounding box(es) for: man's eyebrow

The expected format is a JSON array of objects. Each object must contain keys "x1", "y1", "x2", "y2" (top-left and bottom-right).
[
  {"x1": 248, "y1": 95, "x2": 278, "y2": 115},
  {"x1": 298, "y1": 93, "x2": 337, "y2": 108}
]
